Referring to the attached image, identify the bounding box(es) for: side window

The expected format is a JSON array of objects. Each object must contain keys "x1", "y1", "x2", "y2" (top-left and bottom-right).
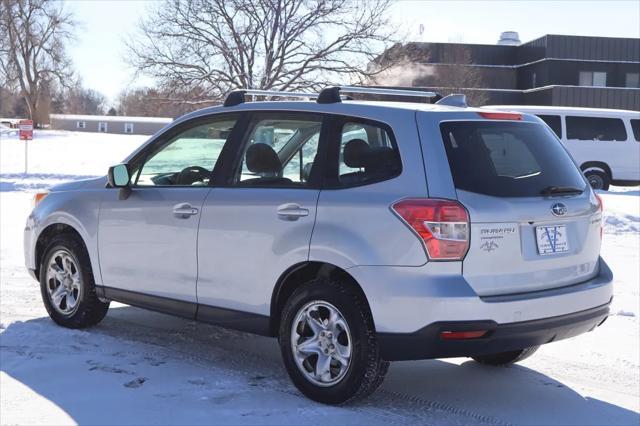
[
  {"x1": 566, "y1": 116, "x2": 627, "y2": 142},
  {"x1": 134, "y1": 116, "x2": 238, "y2": 187},
  {"x1": 537, "y1": 115, "x2": 562, "y2": 138},
  {"x1": 337, "y1": 121, "x2": 401, "y2": 186},
  {"x1": 630, "y1": 119, "x2": 640, "y2": 142},
  {"x1": 233, "y1": 114, "x2": 322, "y2": 187}
]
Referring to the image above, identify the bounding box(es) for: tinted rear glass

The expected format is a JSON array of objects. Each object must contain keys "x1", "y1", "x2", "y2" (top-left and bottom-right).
[
  {"x1": 566, "y1": 116, "x2": 627, "y2": 141},
  {"x1": 440, "y1": 121, "x2": 586, "y2": 197},
  {"x1": 631, "y1": 119, "x2": 640, "y2": 142},
  {"x1": 537, "y1": 115, "x2": 562, "y2": 138}
]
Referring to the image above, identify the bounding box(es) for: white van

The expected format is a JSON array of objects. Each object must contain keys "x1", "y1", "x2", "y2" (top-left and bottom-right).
[{"x1": 484, "y1": 106, "x2": 640, "y2": 190}]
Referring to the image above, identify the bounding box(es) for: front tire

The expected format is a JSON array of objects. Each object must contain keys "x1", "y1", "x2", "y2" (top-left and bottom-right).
[
  {"x1": 40, "y1": 234, "x2": 110, "y2": 328},
  {"x1": 279, "y1": 278, "x2": 388, "y2": 404},
  {"x1": 472, "y1": 346, "x2": 539, "y2": 366}
]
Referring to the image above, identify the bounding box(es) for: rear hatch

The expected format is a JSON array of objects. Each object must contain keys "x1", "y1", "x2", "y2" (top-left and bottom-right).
[{"x1": 439, "y1": 118, "x2": 602, "y2": 296}]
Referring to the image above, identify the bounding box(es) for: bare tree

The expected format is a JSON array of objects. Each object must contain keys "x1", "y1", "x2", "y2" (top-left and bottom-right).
[
  {"x1": 429, "y1": 45, "x2": 489, "y2": 106},
  {"x1": 118, "y1": 87, "x2": 203, "y2": 118},
  {"x1": 127, "y1": 0, "x2": 396, "y2": 103},
  {"x1": 0, "y1": 0, "x2": 75, "y2": 125},
  {"x1": 63, "y1": 81, "x2": 107, "y2": 115}
]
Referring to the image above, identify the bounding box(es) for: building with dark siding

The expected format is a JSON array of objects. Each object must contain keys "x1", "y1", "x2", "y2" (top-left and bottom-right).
[{"x1": 380, "y1": 34, "x2": 640, "y2": 110}]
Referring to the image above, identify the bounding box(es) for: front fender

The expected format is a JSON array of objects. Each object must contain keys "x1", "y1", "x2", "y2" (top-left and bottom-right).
[{"x1": 25, "y1": 189, "x2": 104, "y2": 284}]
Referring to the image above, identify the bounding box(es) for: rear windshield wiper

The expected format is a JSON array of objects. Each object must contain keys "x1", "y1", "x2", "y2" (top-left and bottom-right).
[{"x1": 540, "y1": 185, "x2": 584, "y2": 196}]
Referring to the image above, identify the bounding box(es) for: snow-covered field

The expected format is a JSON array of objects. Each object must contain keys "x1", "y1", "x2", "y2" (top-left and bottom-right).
[{"x1": 1, "y1": 130, "x2": 639, "y2": 425}]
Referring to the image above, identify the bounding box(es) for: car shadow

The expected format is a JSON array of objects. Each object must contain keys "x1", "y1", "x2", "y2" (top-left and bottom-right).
[{"x1": 1, "y1": 306, "x2": 638, "y2": 425}]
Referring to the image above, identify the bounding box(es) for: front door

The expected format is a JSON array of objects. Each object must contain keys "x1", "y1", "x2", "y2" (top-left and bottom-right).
[
  {"x1": 197, "y1": 112, "x2": 325, "y2": 320},
  {"x1": 98, "y1": 114, "x2": 241, "y2": 306}
]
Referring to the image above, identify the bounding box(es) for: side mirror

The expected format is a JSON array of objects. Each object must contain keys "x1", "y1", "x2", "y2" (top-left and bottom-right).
[
  {"x1": 107, "y1": 164, "x2": 132, "y2": 200},
  {"x1": 108, "y1": 164, "x2": 130, "y2": 188}
]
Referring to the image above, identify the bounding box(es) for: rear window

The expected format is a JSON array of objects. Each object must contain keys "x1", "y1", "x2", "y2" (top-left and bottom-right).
[
  {"x1": 631, "y1": 119, "x2": 640, "y2": 142},
  {"x1": 440, "y1": 121, "x2": 586, "y2": 197},
  {"x1": 566, "y1": 116, "x2": 627, "y2": 141},
  {"x1": 537, "y1": 115, "x2": 562, "y2": 138}
]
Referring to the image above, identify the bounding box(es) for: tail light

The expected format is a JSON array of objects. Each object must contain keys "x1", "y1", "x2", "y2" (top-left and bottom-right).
[
  {"x1": 595, "y1": 193, "x2": 603, "y2": 212},
  {"x1": 596, "y1": 193, "x2": 603, "y2": 239},
  {"x1": 392, "y1": 198, "x2": 470, "y2": 261}
]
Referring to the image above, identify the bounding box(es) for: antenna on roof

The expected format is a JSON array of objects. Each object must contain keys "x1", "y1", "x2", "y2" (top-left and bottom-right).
[{"x1": 435, "y1": 94, "x2": 468, "y2": 108}]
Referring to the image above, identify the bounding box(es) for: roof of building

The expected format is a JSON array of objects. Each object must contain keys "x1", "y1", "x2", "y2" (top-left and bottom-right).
[{"x1": 49, "y1": 114, "x2": 173, "y2": 124}]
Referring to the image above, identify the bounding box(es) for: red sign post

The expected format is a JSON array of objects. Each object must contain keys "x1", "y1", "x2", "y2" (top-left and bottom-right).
[
  {"x1": 19, "y1": 119, "x2": 33, "y2": 140},
  {"x1": 19, "y1": 119, "x2": 33, "y2": 173}
]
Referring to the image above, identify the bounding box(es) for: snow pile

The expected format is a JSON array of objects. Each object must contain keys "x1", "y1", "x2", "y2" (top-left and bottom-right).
[
  {"x1": 599, "y1": 188, "x2": 640, "y2": 235},
  {"x1": 1, "y1": 130, "x2": 147, "y2": 180}
]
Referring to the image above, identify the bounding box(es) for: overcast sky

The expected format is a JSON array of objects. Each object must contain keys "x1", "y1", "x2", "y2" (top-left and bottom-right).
[{"x1": 65, "y1": 0, "x2": 640, "y2": 105}]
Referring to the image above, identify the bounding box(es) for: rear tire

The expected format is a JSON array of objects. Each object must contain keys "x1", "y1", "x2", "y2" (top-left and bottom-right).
[
  {"x1": 40, "y1": 234, "x2": 110, "y2": 329},
  {"x1": 584, "y1": 170, "x2": 610, "y2": 191},
  {"x1": 472, "y1": 346, "x2": 539, "y2": 366},
  {"x1": 279, "y1": 278, "x2": 388, "y2": 404}
]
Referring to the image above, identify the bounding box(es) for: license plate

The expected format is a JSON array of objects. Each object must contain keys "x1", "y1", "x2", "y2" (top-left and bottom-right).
[{"x1": 535, "y1": 225, "x2": 569, "y2": 255}]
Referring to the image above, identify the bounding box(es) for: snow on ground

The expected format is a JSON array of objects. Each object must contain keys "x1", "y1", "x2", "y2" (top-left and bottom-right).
[{"x1": 1, "y1": 130, "x2": 639, "y2": 425}]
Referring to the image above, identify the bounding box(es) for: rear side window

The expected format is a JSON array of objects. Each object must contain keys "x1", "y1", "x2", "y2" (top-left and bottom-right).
[
  {"x1": 631, "y1": 119, "x2": 640, "y2": 142},
  {"x1": 537, "y1": 115, "x2": 562, "y2": 138},
  {"x1": 440, "y1": 121, "x2": 585, "y2": 197},
  {"x1": 566, "y1": 116, "x2": 627, "y2": 141},
  {"x1": 233, "y1": 113, "x2": 322, "y2": 187},
  {"x1": 335, "y1": 121, "x2": 401, "y2": 187}
]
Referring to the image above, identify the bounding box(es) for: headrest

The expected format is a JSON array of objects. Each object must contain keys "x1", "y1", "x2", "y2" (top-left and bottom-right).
[
  {"x1": 366, "y1": 147, "x2": 398, "y2": 172},
  {"x1": 245, "y1": 143, "x2": 282, "y2": 174},
  {"x1": 343, "y1": 139, "x2": 369, "y2": 168}
]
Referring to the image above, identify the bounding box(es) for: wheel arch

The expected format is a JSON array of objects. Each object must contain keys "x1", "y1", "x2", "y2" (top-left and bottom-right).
[
  {"x1": 269, "y1": 261, "x2": 374, "y2": 337},
  {"x1": 35, "y1": 223, "x2": 88, "y2": 281},
  {"x1": 580, "y1": 161, "x2": 611, "y2": 177}
]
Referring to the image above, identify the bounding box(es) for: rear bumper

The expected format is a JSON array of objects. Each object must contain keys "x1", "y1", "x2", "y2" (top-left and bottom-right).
[
  {"x1": 350, "y1": 257, "x2": 613, "y2": 334},
  {"x1": 377, "y1": 301, "x2": 610, "y2": 361}
]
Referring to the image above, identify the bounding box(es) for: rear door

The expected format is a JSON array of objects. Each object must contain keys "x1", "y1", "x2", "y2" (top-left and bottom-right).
[
  {"x1": 196, "y1": 112, "x2": 325, "y2": 318},
  {"x1": 436, "y1": 117, "x2": 602, "y2": 296}
]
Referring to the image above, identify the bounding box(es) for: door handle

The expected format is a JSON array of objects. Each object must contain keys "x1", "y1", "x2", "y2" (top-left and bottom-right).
[
  {"x1": 173, "y1": 202, "x2": 199, "y2": 218},
  {"x1": 277, "y1": 203, "x2": 309, "y2": 221}
]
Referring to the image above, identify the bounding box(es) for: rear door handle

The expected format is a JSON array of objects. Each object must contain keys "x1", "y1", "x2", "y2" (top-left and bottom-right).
[
  {"x1": 173, "y1": 202, "x2": 199, "y2": 218},
  {"x1": 277, "y1": 203, "x2": 309, "y2": 221}
]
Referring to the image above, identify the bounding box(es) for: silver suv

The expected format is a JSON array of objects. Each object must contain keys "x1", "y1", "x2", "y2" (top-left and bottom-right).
[{"x1": 25, "y1": 87, "x2": 613, "y2": 404}]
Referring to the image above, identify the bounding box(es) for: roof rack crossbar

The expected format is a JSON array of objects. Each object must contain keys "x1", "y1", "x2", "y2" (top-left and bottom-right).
[
  {"x1": 317, "y1": 86, "x2": 438, "y2": 104},
  {"x1": 223, "y1": 89, "x2": 319, "y2": 107}
]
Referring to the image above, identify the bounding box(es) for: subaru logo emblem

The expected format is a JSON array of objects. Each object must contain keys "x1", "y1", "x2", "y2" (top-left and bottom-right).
[{"x1": 551, "y1": 203, "x2": 567, "y2": 216}]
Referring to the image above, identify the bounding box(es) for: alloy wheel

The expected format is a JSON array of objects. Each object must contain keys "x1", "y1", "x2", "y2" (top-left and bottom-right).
[
  {"x1": 45, "y1": 249, "x2": 82, "y2": 315},
  {"x1": 290, "y1": 301, "x2": 352, "y2": 387}
]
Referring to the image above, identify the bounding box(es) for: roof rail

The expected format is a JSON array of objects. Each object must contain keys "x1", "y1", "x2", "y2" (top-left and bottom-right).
[
  {"x1": 317, "y1": 86, "x2": 438, "y2": 104},
  {"x1": 435, "y1": 94, "x2": 468, "y2": 107},
  {"x1": 223, "y1": 89, "x2": 319, "y2": 107}
]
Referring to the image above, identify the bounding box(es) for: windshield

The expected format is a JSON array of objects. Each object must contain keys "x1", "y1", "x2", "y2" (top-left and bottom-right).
[{"x1": 439, "y1": 121, "x2": 586, "y2": 197}]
